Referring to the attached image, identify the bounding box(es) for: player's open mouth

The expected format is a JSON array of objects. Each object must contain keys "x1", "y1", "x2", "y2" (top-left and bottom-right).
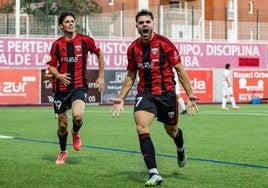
[{"x1": 143, "y1": 29, "x2": 149, "y2": 34}]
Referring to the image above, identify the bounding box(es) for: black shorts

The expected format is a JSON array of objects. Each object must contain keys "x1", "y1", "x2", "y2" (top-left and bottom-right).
[
  {"x1": 134, "y1": 91, "x2": 178, "y2": 125},
  {"x1": 53, "y1": 87, "x2": 87, "y2": 114}
]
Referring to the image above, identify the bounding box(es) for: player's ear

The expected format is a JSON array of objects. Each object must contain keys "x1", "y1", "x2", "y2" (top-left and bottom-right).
[{"x1": 59, "y1": 24, "x2": 63, "y2": 30}]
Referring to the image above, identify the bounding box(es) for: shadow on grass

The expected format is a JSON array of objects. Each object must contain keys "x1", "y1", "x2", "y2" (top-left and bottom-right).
[
  {"x1": 116, "y1": 169, "x2": 187, "y2": 184},
  {"x1": 42, "y1": 154, "x2": 96, "y2": 165}
]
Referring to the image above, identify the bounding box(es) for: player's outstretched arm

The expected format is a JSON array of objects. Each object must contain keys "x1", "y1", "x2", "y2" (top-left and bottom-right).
[
  {"x1": 187, "y1": 95, "x2": 199, "y2": 116},
  {"x1": 109, "y1": 98, "x2": 125, "y2": 118},
  {"x1": 108, "y1": 70, "x2": 137, "y2": 118},
  {"x1": 174, "y1": 63, "x2": 199, "y2": 116}
]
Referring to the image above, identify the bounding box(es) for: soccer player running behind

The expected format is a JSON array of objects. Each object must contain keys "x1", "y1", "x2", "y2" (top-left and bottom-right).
[
  {"x1": 109, "y1": 9, "x2": 199, "y2": 186},
  {"x1": 46, "y1": 11, "x2": 105, "y2": 165}
]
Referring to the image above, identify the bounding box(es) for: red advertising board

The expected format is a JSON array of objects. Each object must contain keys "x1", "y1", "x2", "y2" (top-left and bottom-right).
[
  {"x1": 0, "y1": 69, "x2": 40, "y2": 104},
  {"x1": 179, "y1": 70, "x2": 213, "y2": 103},
  {"x1": 233, "y1": 70, "x2": 268, "y2": 102}
]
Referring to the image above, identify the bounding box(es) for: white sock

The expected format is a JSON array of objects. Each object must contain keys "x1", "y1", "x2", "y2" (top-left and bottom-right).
[
  {"x1": 177, "y1": 144, "x2": 185, "y2": 152},
  {"x1": 222, "y1": 98, "x2": 227, "y2": 108},
  {"x1": 231, "y1": 97, "x2": 236, "y2": 107},
  {"x1": 149, "y1": 168, "x2": 159, "y2": 174},
  {"x1": 178, "y1": 98, "x2": 186, "y2": 111}
]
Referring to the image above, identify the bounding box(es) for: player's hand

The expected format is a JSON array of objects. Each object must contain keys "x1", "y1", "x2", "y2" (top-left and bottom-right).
[
  {"x1": 57, "y1": 73, "x2": 71, "y2": 86},
  {"x1": 109, "y1": 98, "x2": 125, "y2": 118},
  {"x1": 96, "y1": 76, "x2": 105, "y2": 92},
  {"x1": 187, "y1": 95, "x2": 199, "y2": 116}
]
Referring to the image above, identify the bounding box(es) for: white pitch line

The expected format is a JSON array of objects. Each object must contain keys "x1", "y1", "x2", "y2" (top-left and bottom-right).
[{"x1": 0, "y1": 135, "x2": 14, "y2": 139}]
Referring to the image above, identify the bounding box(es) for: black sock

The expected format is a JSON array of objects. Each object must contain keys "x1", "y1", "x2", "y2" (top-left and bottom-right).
[
  {"x1": 173, "y1": 128, "x2": 184, "y2": 149},
  {"x1": 57, "y1": 131, "x2": 68, "y2": 151},
  {"x1": 139, "y1": 133, "x2": 157, "y2": 170},
  {"x1": 72, "y1": 119, "x2": 82, "y2": 133}
]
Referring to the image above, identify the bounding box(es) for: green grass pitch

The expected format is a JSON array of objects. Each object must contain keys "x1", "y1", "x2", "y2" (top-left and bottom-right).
[{"x1": 0, "y1": 104, "x2": 267, "y2": 187}]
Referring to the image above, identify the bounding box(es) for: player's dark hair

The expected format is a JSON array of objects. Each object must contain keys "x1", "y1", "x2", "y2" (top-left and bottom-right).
[
  {"x1": 225, "y1": 63, "x2": 230, "y2": 69},
  {"x1": 135, "y1": 9, "x2": 154, "y2": 22},
  {"x1": 58, "y1": 11, "x2": 76, "y2": 25}
]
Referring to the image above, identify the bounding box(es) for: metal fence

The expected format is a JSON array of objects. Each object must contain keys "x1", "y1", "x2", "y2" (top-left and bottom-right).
[{"x1": 1, "y1": 5, "x2": 268, "y2": 42}]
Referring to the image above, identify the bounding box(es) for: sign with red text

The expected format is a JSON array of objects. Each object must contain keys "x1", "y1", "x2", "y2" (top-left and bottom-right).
[
  {"x1": 0, "y1": 69, "x2": 40, "y2": 104},
  {"x1": 179, "y1": 70, "x2": 213, "y2": 103},
  {"x1": 0, "y1": 37, "x2": 266, "y2": 69},
  {"x1": 233, "y1": 70, "x2": 268, "y2": 102}
]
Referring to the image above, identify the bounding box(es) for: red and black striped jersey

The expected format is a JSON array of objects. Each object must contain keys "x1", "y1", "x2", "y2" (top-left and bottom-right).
[
  {"x1": 47, "y1": 33, "x2": 100, "y2": 92},
  {"x1": 127, "y1": 33, "x2": 181, "y2": 95}
]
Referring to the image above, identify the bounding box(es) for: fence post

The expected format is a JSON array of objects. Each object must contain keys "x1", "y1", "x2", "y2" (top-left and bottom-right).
[
  {"x1": 6, "y1": 1, "x2": 10, "y2": 34},
  {"x1": 121, "y1": 3, "x2": 124, "y2": 39},
  {"x1": 192, "y1": 6, "x2": 194, "y2": 40},
  {"x1": 45, "y1": 0, "x2": 49, "y2": 35},
  {"x1": 84, "y1": 1, "x2": 88, "y2": 35},
  {"x1": 15, "y1": 0, "x2": 20, "y2": 37},
  {"x1": 225, "y1": 7, "x2": 227, "y2": 40},
  {"x1": 54, "y1": 15, "x2": 57, "y2": 37},
  {"x1": 158, "y1": 5, "x2": 160, "y2": 34},
  {"x1": 256, "y1": 9, "x2": 259, "y2": 41},
  {"x1": 158, "y1": 5, "x2": 163, "y2": 35}
]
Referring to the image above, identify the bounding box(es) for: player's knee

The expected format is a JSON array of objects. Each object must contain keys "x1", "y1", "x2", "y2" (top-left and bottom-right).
[
  {"x1": 58, "y1": 124, "x2": 67, "y2": 134},
  {"x1": 165, "y1": 127, "x2": 178, "y2": 138},
  {"x1": 73, "y1": 115, "x2": 83, "y2": 125},
  {"x1": 136, "y1": 124, "x2": 149, "y2": 134}
]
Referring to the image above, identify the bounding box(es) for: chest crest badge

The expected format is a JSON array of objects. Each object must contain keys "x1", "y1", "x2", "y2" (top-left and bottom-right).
[{"x1": 151, "y1": 47, "x2": 159, "y2": 56}]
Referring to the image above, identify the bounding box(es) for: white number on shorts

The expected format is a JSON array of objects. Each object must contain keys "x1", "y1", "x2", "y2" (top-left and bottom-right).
[{"x1": 135, "y1": 97, "x2": 143, "y2": 107}]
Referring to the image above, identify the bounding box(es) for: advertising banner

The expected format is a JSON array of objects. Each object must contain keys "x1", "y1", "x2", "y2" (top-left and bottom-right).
[
  {"x1": 0, "y1": 69, "x2": 40, "y2": 104},
  {"x1": 102, "y1": 69, "x2": 138, "y2": 104},
  {"x1": 41, "y1": 69, "x2": 54, "y2": 104},
  {"x1": 0, "y1": 38, "x2": 53, "y2": 68},
  {"x1": 87, "y1": 70, "x2": 102, "y2": 104},
  {"x1": 179, "y1": 70, "x2": 213, "y2": 103},
  {"x1": 174, "y1": 42, "x2": 267, "y2": 69},
  {"x1": 233, "y1": 70, "x2": 268, "y2": 102},
  {"x1": 41, "y1": 69, "x2": 102, "y2": 104},
  {"x1": 0, "y1": 37, "x2": 266, "y2": 69}
]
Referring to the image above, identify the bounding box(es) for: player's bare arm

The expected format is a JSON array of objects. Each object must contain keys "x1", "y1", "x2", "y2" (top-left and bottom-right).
[
  {"x1": 96, "y1": 52, "x2": 105, "y2": 92},
  {"x1": 109, "y1": 70, "x2": 137, "y2": 117},
  {"x1": 174, "y1": 63, "x2": 199, "y2": 115}
]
